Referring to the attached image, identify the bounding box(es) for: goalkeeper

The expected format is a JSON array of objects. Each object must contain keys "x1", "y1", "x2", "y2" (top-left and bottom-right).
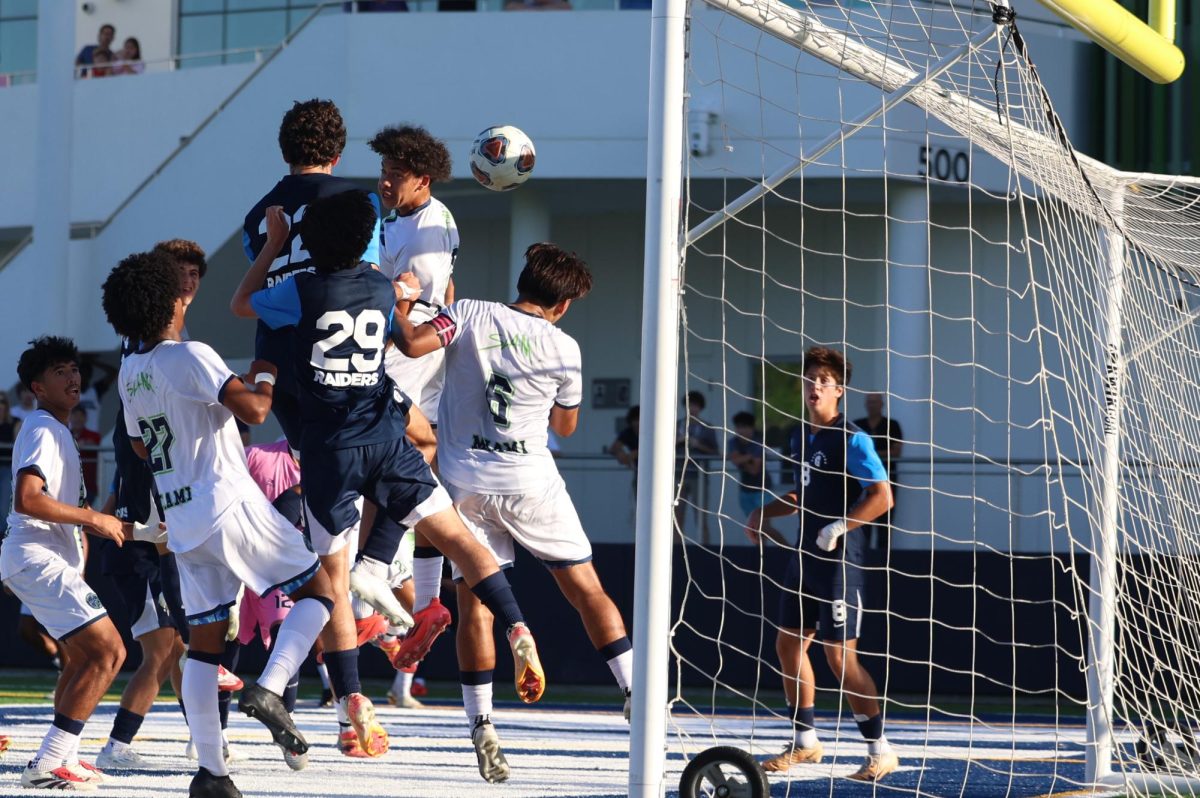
[{"x1": 744, "y1": 345, "x2": 897, "y2": 781}]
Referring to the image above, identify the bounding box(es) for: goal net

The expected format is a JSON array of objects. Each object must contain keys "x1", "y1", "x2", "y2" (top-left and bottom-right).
[{"x1": 659, "y1": 0, "x2": 1200, "y2": 795}]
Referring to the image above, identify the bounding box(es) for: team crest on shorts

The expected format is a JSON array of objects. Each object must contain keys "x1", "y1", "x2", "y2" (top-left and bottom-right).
[{"x1": 85, "y1": 592, "x2": 103, "y2": 610}]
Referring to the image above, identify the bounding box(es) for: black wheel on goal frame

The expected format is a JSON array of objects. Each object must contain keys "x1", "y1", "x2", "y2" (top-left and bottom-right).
[{"x1": 678, "y1": 745, "x2": 771, "y2": 798}]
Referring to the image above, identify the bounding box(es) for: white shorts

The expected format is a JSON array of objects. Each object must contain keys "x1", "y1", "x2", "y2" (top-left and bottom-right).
[
  {"x1": 130, "y1": 583, "x2": 171, "y2": 640},
  {"x1": 446, "y1": 478, "x2": 592, "y2": 581},
  {"x1": 388, "y1": 529, "x2": 416, "y2": 588},
  {"x1": 178, "y1": 497, "x2": 319, "y2": 626},
  {"x1": 385, "y1": 346, "x2": 445, "y2": 421},
  {"x1": 306, "y1": 488, "x2": 451, "y2": 557},
  {"x1": 4, "y1": 552, "x2": 107, "y2": 641}
]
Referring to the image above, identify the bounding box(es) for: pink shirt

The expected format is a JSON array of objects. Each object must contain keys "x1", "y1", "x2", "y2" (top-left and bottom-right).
[{"x1": 244, "y1": 440, "x2": 300, "y2": 503}]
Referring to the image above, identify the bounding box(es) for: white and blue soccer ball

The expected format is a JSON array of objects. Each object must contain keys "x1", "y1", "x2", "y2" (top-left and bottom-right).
[{"x1": 469, "y1": 125, "x2": 536, "y2": 192}]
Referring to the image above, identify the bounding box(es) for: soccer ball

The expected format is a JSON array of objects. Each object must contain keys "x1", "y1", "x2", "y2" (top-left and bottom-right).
[{"x1": 469, "y1": 125, "x2": 536, "y2": 191}]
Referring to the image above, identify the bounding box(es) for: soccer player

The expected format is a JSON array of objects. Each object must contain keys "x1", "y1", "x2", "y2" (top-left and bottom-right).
[
  {"x1": 97, "y1": 238, "x2": 212, "y2": 771},
  {"x1": 3, "y1": 336, "x2": 128, "y2": 790},
  {"x1": 368, "y1": 123, "x2": 460, "y2": 666},
  {"x1": 230, "y1": 192, "x2": 547, "y2": 757},
  {"x1": 102, "y1": 252, "x2": 340, "y2": 797},
  {"x1": 744, "y1": 346, "x2": 898, "y2": 781},
  {"x1": 391, "y1": 243, "x2": 634, "y2": 783}
]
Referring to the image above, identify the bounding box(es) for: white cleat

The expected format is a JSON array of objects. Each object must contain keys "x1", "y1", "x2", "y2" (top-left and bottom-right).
[
  {"x1": 281, "y1": 745, "x2": 308, "y2": 771},
  {"x1": 349, "y1": 561, "x2": 414, "y2": 629},
  {"x1": 20, "y1": 763, "x2": 98, "y2": 791},
  {"x1": 848, "y1": 750, "x2": 899, "y2": 781},
  {"x1": 471, "y1": 719, "x2": 510, "y2": 784},
  {"x1": 96, "y1": 744, "x2": 147, "y2": 770}
]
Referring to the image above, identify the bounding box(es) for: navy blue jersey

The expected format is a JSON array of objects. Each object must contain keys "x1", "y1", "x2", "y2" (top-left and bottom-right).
[
  {"x1": 243, "y1": 174, "x2": 383, "y2": 392},
  {"x1": 251, "y1": 264, "x2": 406, "y2": 451},
  {"x1": 789, "y1": 414, "x2": 887, "y2": 565}
]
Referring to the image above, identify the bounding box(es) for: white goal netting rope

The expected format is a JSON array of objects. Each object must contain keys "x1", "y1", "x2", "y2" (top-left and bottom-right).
[{"x1": 667, "y1": 0, "x2": 1200, "y2": 795}]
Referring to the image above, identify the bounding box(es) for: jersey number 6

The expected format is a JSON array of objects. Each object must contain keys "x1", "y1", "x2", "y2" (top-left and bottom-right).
[{"x1": 486, "y1": 372, "x2": 514, "y2": 428}]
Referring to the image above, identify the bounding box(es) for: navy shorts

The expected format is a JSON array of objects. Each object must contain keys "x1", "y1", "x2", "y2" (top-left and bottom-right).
[
  {"x1": 301, "y1": 436, "x2": 442, "y2": 557},
  {"x1": 778, "y1": 552, "x2": 865, "y2": 642}
]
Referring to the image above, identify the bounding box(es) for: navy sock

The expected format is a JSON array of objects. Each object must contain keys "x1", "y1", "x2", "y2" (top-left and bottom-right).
[
  {"x1": 325, "y1": 649, "x2": 362, "y2": 698},
  {"x1": 792, "y1": 705, "x2": 816, "y2": 733},
  {"x1": 110, "y1": 707, "x2": 144, "y2": 745},
  {"x1": 282, "y1": 673, "x2": 299, "y2": 714},
  {"x1": 360, "y1": 509, "x2": 406, "y2": 565},
  {"x1": 855, "y1": 712, "x2": 884, "y2": 741},
  {"x1": 52, "y1": 713, "x2": 84, "y2": 736},
  {"x1": 218, "y1": 689, "x2": 231, "y2": 730},
  {"x1": 470, "y1": 571, "x2": 524, "y2": 629}
]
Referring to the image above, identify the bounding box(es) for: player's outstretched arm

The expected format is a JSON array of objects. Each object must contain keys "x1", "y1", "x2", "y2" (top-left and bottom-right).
[
  {"x1": 231, "y1": 205, "x2": 289, "y2": 318},
  {"x1": 220, "y1": 359, "x2": 278, "y2": 425},
  {"x1": 14, "y1": 471, "x2": 127, "y2": 546},
  {"x1": 391, "y1": 273, "x2": 446, "y2": 358},
  {"x1": 745, "y1": 491, "x2": 799, "y2": 545}
]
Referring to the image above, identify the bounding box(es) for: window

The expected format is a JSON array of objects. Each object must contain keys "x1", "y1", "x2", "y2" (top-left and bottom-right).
[
  {"x1": 177, "y1": 0, "x2": 330, "y2": 68},
  {"x1": 0, "y1": 0, "x2": 37, "y2": 80}
]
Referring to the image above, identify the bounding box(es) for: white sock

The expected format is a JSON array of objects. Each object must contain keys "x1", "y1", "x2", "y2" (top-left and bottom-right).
[
  {"x1": 183, "y1": 658, "x2": 228, "y2": 777},
  {"x1": 33, "y1": 725, "x2": 78, "y2": 770},
  {"x1": 794, "y1": 727, "x2": 820, "y2": 749},
  {"x1": 462, "y1": 681, "x2": 494, "y2": 727},
  {"x1": 65, "y1": 731, "x2": 81, "y2": 767},
  {"x1": 606, "y1": 649, "x2": 633, "y2": 692},
  {"x1": 392, "y1": 670, "x2": 413, "y2": 698},
  {"x1": 867, "y1": 735, "x2": 891, "y2": 756},
  {"x1": 258, "y1": 598, "x2": 331, "y2": 695},
  {"x1": 349, "y1": 593, "x2": 374, "y2": 620},
  {"x1": 317, "y1": 662, "x2": 331, "y2": 690},
  {"x1": 412, "y1": 556, "x2": 443, "y2": 613},
  {"x1": 336, "y1": 696, "x2": 350, "y2": 725}
]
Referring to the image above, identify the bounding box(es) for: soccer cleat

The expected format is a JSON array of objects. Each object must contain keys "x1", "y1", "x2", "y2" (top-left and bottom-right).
[
  {"x1": 0, "y1": 734, "x2": 10, "y2": 757},
  {"x1": 387, "y1": 689, "x2": 424, "y2": 709},
  {"x1": 354, "y1": 614, "x2": 390, "y2": 649},
  {"x1": 349, "y1": 564, "x2": 414, "y2": 629},
  {"x1": 97, "y1": 744, "x2": 147, "y2": 770},
  {"x1": 507, "y1": 623, "x2": 546, "y2": 703},
  {"x1": 848, "y1": 750, "x2": 899, "y2": 781},
  {"x1": 341, "y1": 693, "x2": 388, "y2": 757},
  {"x1": 470, "y1": 718, "x2": 510, "y2": 784},
  {"x1": 238, "y1": 683, "x2": 308, "y2": 757},
  {"x1": 20, "y1": 762, "x2": 98, "y2": 791},
  {"x1": 216, "y1": 666, "x2": 244, "y2": 693},
  {"x1": 66, "y1": 761, "x2": 108, "y2": 785},
  {"x1": 623, "y1": 688, "x2": 632, "y2": 722},
  {"x1": 762, "y1": 741, "x2": 824, "y2": 772},
  {"x1": 410, "y1": 676, "x2": 428, "y2": 697},
  {"x1": 338, "y1": 729, "x2": 371, "y2": 759},
  {"x1": 189, "y1": 766, "x2": 243, "y2": 798},
  {"x1": 376, "y1": 635, "x2": 401, "y2": 660},
  {"x1": 390, "y1": 598, "x2": 451, "y2": 669}
]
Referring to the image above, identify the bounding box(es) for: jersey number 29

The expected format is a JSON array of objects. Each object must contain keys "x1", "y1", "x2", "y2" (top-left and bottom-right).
[{"x1": 311, "y1": 309, "x2": 386, "y2": 373}]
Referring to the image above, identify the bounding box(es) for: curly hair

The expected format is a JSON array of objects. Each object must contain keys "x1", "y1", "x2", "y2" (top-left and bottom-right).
[
  {"x1": 516, "y1": 243, "x2": 592, "y2": 307},
  {"x1": 802, "y1": 346, "x2": 852, "y2": 386},
  {"x1": 300, "y1": 190, "x2": 378, "y2": 273},
  {"x1": 278, "y1": 99, "x2": 346, "y2": 168},
  {"x1": 102, "y1": 251, "x2": 181, "y2": 344},
  {"x1": 17, "y1": 336, "x2": 78, "y2": 391},
  {"x1": 368, "y1": 125, "x2": 452, "y2": 182},
  {"x1": 153, "y1": 238, "x2": 207, "y2": 278}
]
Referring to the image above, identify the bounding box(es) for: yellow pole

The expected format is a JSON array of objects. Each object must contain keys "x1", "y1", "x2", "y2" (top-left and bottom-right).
[
  {"x1": 1148, "y1": 0, "x2": 1175, "y2": 43},
  {"x1": 1034, "y1": 0, "x2": 1184, "y2": 84}
]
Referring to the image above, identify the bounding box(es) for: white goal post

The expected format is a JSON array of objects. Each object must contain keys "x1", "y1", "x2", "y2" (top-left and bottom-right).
[{"x1": 631, "y1": 0, "x2": 1200, "y2": 796}]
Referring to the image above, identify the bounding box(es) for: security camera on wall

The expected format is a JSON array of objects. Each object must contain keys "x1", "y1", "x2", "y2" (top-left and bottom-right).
[{"x1": 81, "y1": 2, "x2": 96, "y2": 13}]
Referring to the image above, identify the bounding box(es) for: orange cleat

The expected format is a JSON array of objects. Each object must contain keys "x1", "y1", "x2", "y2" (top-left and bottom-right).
[{"x1": 389, "y1": 598, "x2": 451, "y2": 670}]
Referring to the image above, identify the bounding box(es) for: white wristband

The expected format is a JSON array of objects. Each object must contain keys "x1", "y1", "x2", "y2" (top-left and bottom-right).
[
  {"x1": 398, "y1": 282, "x2": 419, "y2": 301},
  {"x1": 254, "y1": 372, "x2": 276, "y2": 386}
]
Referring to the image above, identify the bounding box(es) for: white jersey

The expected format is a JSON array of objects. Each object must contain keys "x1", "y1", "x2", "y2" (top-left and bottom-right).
[
  {"x1": 2, "y1": 410, "x2": 86, "y2": 579},
  {"x1": 381, "y1": 196, "x2": 459, "y2": 418},
  {"x1": 118, "y1": 340, "x2": 260, "y2": 554},
  {"x1": 434, "y1": 299, "x2": 582, "y2": 494},
  {"x1": 379, "y1": 197, "x2": 458, "y2": 324}
]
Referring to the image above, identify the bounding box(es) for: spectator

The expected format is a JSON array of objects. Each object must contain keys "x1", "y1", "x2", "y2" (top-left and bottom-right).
[
  {"x1": 69, "y1": 406, "x2": 101, "y2": 505},
  {"x1": 77, "y1": 357, "x2": 116, "y2": 435},
  {"x1": 10, "y1": 386, "x2": 36, "y2": 423},
  {"x1": 113, "y1": 37, "x2": 144, "y2": 75},
  {"x1": 676, "y1": 391, "x2": 718, "y2": 534},
  {"x1": 505, "y1": 0, "x2": 572, "y2": 9},
  {"x1": 0, "y1": 394, "x2": 15, "y2": 517},
  {"x1": 90, "y1": 48, "x2": 115, "y2": 78},
  {"x1": 853, "y1": 392, "x2": 902, "y2": 551},
  {"x1": 728, "y1": 411, "x2": 781, "y2": 542},
  {"x1": 76, "y1": 23, "x2": 115, "y2": 78},
  {"x1": 609, "y1": 405, "x2": 639, "y2": 470}
]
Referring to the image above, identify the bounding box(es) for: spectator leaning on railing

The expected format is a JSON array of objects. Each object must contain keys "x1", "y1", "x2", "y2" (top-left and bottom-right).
[
  {"x1": 113, "y1": 38, "x2": 144, "y2": 76},
  {"x1": 75, "y1": 23, "x2": 116, "y2": 78}
]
